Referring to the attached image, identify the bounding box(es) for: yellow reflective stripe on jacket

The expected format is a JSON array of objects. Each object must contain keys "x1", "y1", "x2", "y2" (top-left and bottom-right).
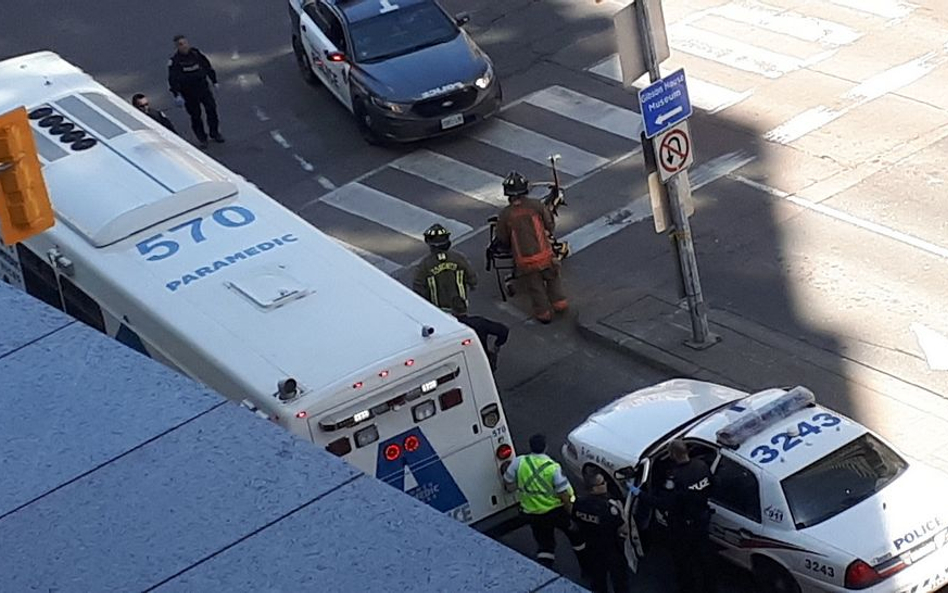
[
  {"x1": 516, "y1": 455, "x2": 563, "y2": 514},
  {"x1": 427, "y1": 275, "x2": 439, "y2": 307}
]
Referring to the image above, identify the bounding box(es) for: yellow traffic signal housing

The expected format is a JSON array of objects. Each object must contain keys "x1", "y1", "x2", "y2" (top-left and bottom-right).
[{"x1": 0, "y1": 106, "x2": 55, "y2": 245}]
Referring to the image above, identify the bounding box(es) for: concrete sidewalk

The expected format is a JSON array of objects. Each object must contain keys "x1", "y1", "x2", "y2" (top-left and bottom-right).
[{"x1": 577, "y1": 290, "x2": 948, "y2": 474}]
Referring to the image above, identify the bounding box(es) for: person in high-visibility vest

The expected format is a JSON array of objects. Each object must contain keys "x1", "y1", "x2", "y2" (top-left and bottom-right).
[{"x1": 504, "y1": 433, "x2": 586, "y2": 569}]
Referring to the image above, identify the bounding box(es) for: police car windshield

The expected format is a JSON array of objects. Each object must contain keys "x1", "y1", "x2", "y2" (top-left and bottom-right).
[
  {"x1": 348, "y1": 2, "x2": 458, "y2": 63},
  {"x1": 781, "y1": 433, "x2": 907, "y2": 529}
]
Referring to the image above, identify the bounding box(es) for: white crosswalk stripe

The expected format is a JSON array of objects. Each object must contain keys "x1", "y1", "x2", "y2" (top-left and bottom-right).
[
  {"x1": 467, "y1": 118, "x2": 610, "y2": 177},
  {"x1": 668, "y1": 22, "x2": 836, "y2": 79},
  {"x1": 320, "y1": 182, "x2": 473, "y2": 240},
  {"x1": 588, "y1": 55, "x2": 753, "y2": 114},
  {"x1": 522, "y1": 86, "x2": 643, "y2": 140},
  {"x1": 708, "y1": 1, "x2": 862, "y2": 46},
  {"x1": 561, "y1": 151, "x2": 755, "y2": 255},
  {"x1": 391, "y1": 150, "x2": 507, "y2": 207},
  {"x1": 332, "y1": 238, "x2": 403, "y2": 274},
  {"x1": 825, "y1": 0, "x2": 916, "y2": 20}
]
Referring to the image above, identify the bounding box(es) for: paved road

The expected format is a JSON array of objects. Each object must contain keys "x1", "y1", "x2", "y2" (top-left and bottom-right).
[{"x1": 4, "y1": 0, "x2": 948, "y2": 591}]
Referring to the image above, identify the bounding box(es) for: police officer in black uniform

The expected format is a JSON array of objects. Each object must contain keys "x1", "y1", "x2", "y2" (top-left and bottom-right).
[
  {"x1": 631, "y1": 439, "x2": 716, "y2": 593},
  {"x1": 572, "y1": 469, "x2": 629, "y2": 593},
  {"x1": 131, "y1": 94, "x2": 177, "y2": 134},
  {"x1": 168, "y1": 35, "x2": 223, "y2": 148}
]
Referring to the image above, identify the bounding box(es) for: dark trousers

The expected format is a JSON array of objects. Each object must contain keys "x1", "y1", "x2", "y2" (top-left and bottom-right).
[
  {"x1": 183, "y1": 87, "x2": 219, "y2": 142},
  {"x1": 525, "y1": 507, "x2": 585, "y2": 569},
  {"x1": 587, "y1": 543, "x2": 629, "y2": 593},
  {"x1": 670, "y1": 527, "x2": 716, "y2": 593}
]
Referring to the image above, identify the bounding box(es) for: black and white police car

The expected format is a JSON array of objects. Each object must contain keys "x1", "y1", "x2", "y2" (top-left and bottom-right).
[
  {"x1": 288, "y1": 0, "x2": 501, "y2": 143},
  {"x1": 562, "y1": 380, "x2": 948, "y2": 593}
]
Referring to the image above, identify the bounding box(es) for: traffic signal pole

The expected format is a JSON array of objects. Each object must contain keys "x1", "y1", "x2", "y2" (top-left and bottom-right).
[{"x1": 635, "y1": 0, "x2": 718, "y2": 349}]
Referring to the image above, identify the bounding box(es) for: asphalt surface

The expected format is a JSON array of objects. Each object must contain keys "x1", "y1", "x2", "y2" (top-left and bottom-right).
[{"x1": 4, "y1": 1, "x2": 948, "y2": 591}]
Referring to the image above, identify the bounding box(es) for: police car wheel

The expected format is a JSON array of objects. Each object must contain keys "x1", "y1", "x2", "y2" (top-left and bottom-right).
[
  {"x1": 354, "y1": 101, "x2": 382, "y2": 145},
  {"x1": 752, "y1": 558, "x2": 800, "y2": 593},
  {"x1": 292, "y1": 38, "x2": 318, "y2": 86}
]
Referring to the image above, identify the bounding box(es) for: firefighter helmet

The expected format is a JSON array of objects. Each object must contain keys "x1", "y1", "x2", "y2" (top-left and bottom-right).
[
  {"x1": 423, "y1": 223, "x2": 452, "y2": 249},
  {"x1": 502, "y1": 171, "x2": 529, "y2": 197}
]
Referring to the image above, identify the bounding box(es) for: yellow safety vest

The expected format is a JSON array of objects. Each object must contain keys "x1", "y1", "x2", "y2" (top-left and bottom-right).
[{"x1": 516, "y1": 455, "x2": 568, "y2": 515}]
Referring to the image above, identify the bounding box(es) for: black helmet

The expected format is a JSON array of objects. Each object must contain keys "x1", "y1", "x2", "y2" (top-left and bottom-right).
[
  {"x1": 502, "y1": 171, "x2": 529, "y2": 197},
  {"x1": 423, "y1": 223, "x2": 452, "y2": 249}
]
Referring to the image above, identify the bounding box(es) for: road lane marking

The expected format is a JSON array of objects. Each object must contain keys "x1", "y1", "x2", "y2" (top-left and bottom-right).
[
  {"x1": 562, "y1": 151, "x2": 755, "y2": 255},
  {"x1": 522, "y1": 85, "x2": 643, "y2": 140},
  {"x1": 467, "y1": 118, "x2": 610, "y2": 177},
  {"x1": 765, "y1": 50, "x2": 946, "y2": 144},
  {"x1": 391, "y1": 150, "x2": 507, "y2": 207},
  {"x1": 331, "y1": 237, "x2": 403, "y2": 275},
  {"x1": 668, "y1": 22, "x2": 836, "y2": 79},
  {"x1": 320, "y1": 182, "x2": 473, "y2": 240},
  {"x1": 709, "y1": 1, "x2": 862, "y2": 46},
  {"x1": 826, "y1": 0, "x2": 916, "y2": 20},
  {"x1": 587, "y1": 56, "x2": 754, "y2": 114},
  {"x1": 729, "y1": 174, "x2": 948, "y2": 262}
]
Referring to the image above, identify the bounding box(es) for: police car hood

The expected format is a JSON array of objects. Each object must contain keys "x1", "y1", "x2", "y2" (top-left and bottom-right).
[
  {"x1": 569, "y1": 380, "x2": 747, "y2": 464},
  {"x1": 801, "y1": 464, "x2": 948, "y2": 564},
  {"x1": 356, "y1": 33, "x2": 486, "y2": 101}
]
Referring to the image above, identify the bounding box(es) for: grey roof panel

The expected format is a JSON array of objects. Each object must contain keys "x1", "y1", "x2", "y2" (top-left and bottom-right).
[
  {"x1": 0, "y1": 404, "x2": 360, "y2": 592},
  {"x1": 0, "y1": 281, "x2": 72, "y2": 358},
  {"x1": 156, "y1": 476, "x2": 556, "y2": 593}
]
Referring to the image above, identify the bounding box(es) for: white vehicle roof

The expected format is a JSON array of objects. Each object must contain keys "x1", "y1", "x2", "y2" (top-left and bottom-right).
[
  {"x1": 0, "y1": 51, "x2": 471, "y2": 410},
  {"x1": 687, "y1": 388, "x2": 868, "y2": 478}
]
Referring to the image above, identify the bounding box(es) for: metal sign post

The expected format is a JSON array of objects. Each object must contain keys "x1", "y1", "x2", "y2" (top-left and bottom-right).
[{"x1": 634, "y1": 0, "x2": 718, "y2": 349}]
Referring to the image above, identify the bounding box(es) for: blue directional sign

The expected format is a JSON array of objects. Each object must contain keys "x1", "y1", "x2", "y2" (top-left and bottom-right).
[{"x1": 638, "y1": 68, "x2": 693, "y2": 138}]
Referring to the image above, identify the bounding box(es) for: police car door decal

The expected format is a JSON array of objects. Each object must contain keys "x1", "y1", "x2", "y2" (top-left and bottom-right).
[{"x1": 376, "y1": 427, "x2": 468, "y2": 514}]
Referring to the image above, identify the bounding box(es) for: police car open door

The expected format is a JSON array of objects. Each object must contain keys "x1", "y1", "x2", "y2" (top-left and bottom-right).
[
  {"x1": 617, "y1": 459, "x2": 649, "y2": 573},
  {"x1": 298, "y1": 1, "x2": 352, "y2": 110}
]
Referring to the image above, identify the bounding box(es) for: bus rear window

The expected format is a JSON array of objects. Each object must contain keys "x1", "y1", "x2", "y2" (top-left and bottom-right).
[{"x1": 781, "y1": 433, "x2": 907, "y2": 529}]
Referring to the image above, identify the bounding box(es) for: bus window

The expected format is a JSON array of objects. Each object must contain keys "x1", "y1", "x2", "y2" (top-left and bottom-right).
[
  {"x1": 59, "y1": 275, "x2": 106, "y2": 333},
  {"x1": 15, "y1": 244, "x2": 63, "y2": 311}
]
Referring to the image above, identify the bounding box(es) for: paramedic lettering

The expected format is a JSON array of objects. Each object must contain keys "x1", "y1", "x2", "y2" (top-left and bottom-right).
[{"x1": 165, "y1": 233, "x2": 298, "y2": 292}]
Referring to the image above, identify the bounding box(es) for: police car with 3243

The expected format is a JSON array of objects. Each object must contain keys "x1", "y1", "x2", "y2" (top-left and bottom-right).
[{"x1": 562, "y1": 380, "x2": 948, "y2": 593}]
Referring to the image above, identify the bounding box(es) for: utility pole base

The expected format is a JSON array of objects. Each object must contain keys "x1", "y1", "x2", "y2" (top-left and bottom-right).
[{"x1": 684, "y1": 332, "x2": 721, "y2": 351}]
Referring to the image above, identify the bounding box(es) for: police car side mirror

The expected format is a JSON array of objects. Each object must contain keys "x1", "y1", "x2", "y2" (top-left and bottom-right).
[
  {"x1": 325, "y1": 50, "x2": 346, "y2": 63},
  {"x1": 455, "y1": 12, "x2": 470, "y2": 26},
  {"x1": 614, "y1": 466, "x2": 636, "y2": 482}
]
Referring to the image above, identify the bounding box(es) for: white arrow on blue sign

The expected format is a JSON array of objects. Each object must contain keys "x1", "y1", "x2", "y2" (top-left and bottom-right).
[{"x1": 638, "y1": 68, "x2": 693, "y2": 138}]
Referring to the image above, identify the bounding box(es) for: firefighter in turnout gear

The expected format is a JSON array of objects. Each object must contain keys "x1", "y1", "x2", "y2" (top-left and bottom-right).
[
  {"x1": 412, "y1": 224, "x2": 477, "y2": 311},
  {"x1": 504, "y1": 434, "x2": 588, "y2": 570},
  {"x1": 496, "y1": 171, "x2": 568, "y2": 323}
]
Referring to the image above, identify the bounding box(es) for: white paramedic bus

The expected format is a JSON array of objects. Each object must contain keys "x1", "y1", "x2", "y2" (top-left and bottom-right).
[{"x1": 0, "y1": 51, "x2": 518, "y2": 531}]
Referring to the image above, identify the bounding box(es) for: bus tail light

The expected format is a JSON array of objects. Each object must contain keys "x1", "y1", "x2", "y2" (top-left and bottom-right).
[
  {"x1": 496, "y1": 444, "x2": 513, "y2": 460},
  {"x1": 384, "y1": 443, "x2": 401, "y2": 461},
  {"x1": 412, "y1": 400, "x2": 436, "y2": 422},
  {"x1": 326, "y1": 437, "x2": 352, "y2": 457},
  {"x1": 480, "y1": 404, "x2": 500, "y2": 427},
  {"x1": 354, "y1": 425, "x2": 379, "y2": 448},
  {"x1": 439, "y1": 388, "x2": 463, "y2": 411}
]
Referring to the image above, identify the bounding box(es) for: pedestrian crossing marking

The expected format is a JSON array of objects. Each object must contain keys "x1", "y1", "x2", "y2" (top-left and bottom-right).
[
  {"x1": 320, "y1": 182, "x2": 473, "y2": 241},
  {"x1": 588, "y1": 56, "x2": 754, "y2": 114},
  {"x1": 764, "y1": 50, "x2": 944, "y2": 144},
  {"x1": 708, "y1": 1, "x2": 862, "y2": 47},
  {"x1": 668, "y1": 22, "x2": 836, "y2": 79},
  {"x1": 466, "y1": 118, "x2": 610, "y2": 177},
  {"x1": 825, "y1": 0, "x2": 916, "y2": 20},
  {"x1": 522, "y1": 86, "x2": 643, "y2": 141},
  {"x1": 561, "y1": 151, "x2": 755, "y2": 255},
  {"x1": 391, "y1": 150, "x2": 507, "y2": 207},
  {"x1": 332, "y1": 237, "x2": 403, "y2": 274}
]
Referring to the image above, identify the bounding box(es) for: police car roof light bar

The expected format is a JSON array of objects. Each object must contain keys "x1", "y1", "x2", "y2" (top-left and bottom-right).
[{"x1": 716, "y1": 386, "x2": 816, "y2": 449}]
